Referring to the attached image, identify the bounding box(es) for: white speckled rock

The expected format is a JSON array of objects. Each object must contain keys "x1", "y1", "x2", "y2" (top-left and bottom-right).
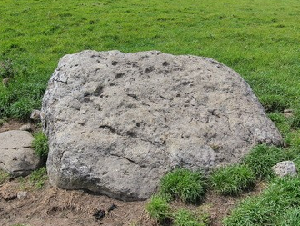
[
  {"x1": 42, "y1": 50, "x2": 282, "y2": 201},
  {"x1": 272, "y1": 161, "x2": 297, "y2": 177},
  {"x1": 0, "y1": 130, "x2": 41, "y2": 177}
]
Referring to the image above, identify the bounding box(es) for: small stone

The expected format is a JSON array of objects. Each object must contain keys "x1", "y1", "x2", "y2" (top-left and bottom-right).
[
  {"x1": 0, "y1": 130, "x2": 41, "y2": 177},
  {"x1": 284, "y1": 109, "x2": 294, "y2": 118},
  {"x1": 19, "y1": 123, "x2": 33, "y2": 132},
  {"x1": 17, "y1": 191, "x2": 27, "y2": 199},
  {"x1": 107, "y1": 203, "x2": 117, "y2": 212},
  {"x1": 93, "y1": 209, "x2": 105, "y2": 220},
  {"x1": 3, "y1": 194, "x2": 17, "y2": 201},
  {"x1": 2, "y1": 78, "x2": 9, "y2": 86},
  {"x1": 284, "y1": 109, "x2": 294, "y2": 113},
  {"x1": 30, "y1": 109, "x2": 41, "y2": 121},
  {"x1": 272, "y1": 161, "x2": 297, "y2": 177}
]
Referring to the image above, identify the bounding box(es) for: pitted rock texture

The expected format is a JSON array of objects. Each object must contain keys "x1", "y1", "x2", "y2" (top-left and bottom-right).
[
  {"x1": 272, "y1": 161, "x2": 297, "y2": 177},
  {"x1": 42, "y1": 50, "x2": 282, "y2": 201},
  {"x1": 0, "y1": 130, "x2": 41, "y2": 177}
]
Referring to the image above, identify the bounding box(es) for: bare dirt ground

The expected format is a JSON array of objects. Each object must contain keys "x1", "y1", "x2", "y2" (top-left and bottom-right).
[
  {"x1": 0, "y1": 121, "x2": 265, "y2": 226},
  {"x1": 0, "y1": 120, "x2": 25, "y2": 133},
  {"x1": 0, "y1": 179, "x2": 265, "y2": 226},
  {"x1": 0, "y1": 180, "x2": 155, "y2": 226}
]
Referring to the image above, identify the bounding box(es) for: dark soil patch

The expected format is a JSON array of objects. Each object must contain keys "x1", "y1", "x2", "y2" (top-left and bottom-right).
[
  {"x1": 0, "y1": 120, "x2": 24, "y2": 133},
  {"x1": 206, "y1": 181, "x2": 266, "y2": 226}
]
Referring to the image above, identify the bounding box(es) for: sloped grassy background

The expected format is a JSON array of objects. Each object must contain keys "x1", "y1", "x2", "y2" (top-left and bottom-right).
[{"x1": 1, "y1": 0, "x2": 300, "y2": 120}]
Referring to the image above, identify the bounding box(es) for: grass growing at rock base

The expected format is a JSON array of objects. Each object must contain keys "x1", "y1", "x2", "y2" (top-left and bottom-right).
[
  {"x1": 242, "y1": 144, "x2": 286, "y2": 180},
  {"x1": 29, "y1": 167, "x2": 48, "y2": 189},
  {"x1": 160, "y1": 168, "x2": 206, "y2": 203},
  {"x1": 173, "y1": 209, "x2": 208, "y2": 226},
  {"x1": 223, "y1": 176, "x2": 300, "y2": 226},
  {"x1": 146, "y1": 195, "x2": 171, "y2": 224},
  {"x1": 32, "y1": 132, "x2": 49, "y2": 161},
  {"x1": 147, "y1": 169, "x2": 209, "y2": 225},
  {"x1": 146, "y1": 193, "x2": 210, "y2": 226},
  {"x1": 0, "y1": 169, "x2": 9, "y2": 185},
  {"x1": 210, "y1": 164, "x2": 255, "y2": 195}
]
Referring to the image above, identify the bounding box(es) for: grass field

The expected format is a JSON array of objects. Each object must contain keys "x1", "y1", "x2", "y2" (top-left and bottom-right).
[
  {"x1": 1, "y1": 0, "x2": 300, "y2": 119},
  {"x1": 1, "y1": 0, "x2": 300, "y2": 225}
]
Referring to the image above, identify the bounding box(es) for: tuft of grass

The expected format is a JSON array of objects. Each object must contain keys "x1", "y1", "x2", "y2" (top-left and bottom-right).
[
  {"x1": 291, "y1": 109, "x2": 300, "y2": 129},
  {"x1": 0, "y1": 118, "x2": 6, "y2": 126},
  {"x1": 29, "y1": 167, "x2": 47, "y2": 189},
  {"x1": 146, "y1": 195, "x2": 171, "y2": 224},
  {"x1": 268, "y1": 112, "x2": 291, "y2": 135},
  {"x1": 277, "y1": 208, "x2": 300, "y2": 226},
  {"x1": 129, "y1": 222, "x2": 142, "y2": 226},
  {"x1": 260, "y1": 95, "x2": 289, "y2": 113},
  {"x1": 242, "y1": 144, "x2": 286, "y2": 180},
  {"x1": 0, "y1": 80, "x2": 45, "y2": 119},
  {"x1": 160, "y1": 168, "x2": 206, "y2": 203},
  {"x1": 173, "y1": 209, "x2": 209, "y2": 226},
  {"x1": 223, "y1": 176, "x2": 300, "y2": 226},
  {"x1": 0, "y1": 59, "x2": 14, "y2": 79},
  {"x1": 209, "y1": 164, "x2": 255, "y2": 195},
  {"x1": 32, "y1": 132, "x2": 49, "y2": 160},
  {"x1": 0, "y1": 169, "x2": 9, "y2": 185},
  {"x1": 284, "y1": 131, "x2": 300, "y2": 152}
]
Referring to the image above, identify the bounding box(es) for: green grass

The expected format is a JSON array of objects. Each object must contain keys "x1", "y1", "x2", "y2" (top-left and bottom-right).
[
  {"x1": 0, "y1": 169, "x2": 9, "y2": 185},
  {"x1": 1, "y1": 0, "x2": 300, "y2": 119},
  {"x1": 210, "y1": 164, "x2": 256, "y2": 195},
  {"x1": 0, "y1": 59, "x2": 14, "y2": 79},
  {"x1": 173, "y1": 209, "x2": 208, "y2": 226},
  {"x1": 160, "y1": 168, "x2": 206, "y2": 203},
  {"x1": 29, "y1": 167, "x2": 48, "y2": 189},
  {"x1": 146, "y1": 195, "x2": 171, "y2": 224},
  {"x1": 242, "y1": 144, "x2": 287, "y2": 180},
  {"x1": 146, "y1": 194, "x2": 210, "y2": 226},
  {"x1": 291, "y1": 109, "x2": 300, "y2": 129},
  {"x1": 146, "y1": 169, "x2": 207, "y2": 224},
  {"x1": 223, "y1": 176, "x2": 300, "y2": 226},
  {"x1": 0, "y1": 118, "x2": 6, "y2": 126},
  {"x1": 32, "y1": 132, "x2": 49, "y2": 161},
  {"x1": 242, "y1": 144, "x2": 300, "y2": 180},
  {"x1": 277, "y1": 208, "x2": 300, "y2": 226}
]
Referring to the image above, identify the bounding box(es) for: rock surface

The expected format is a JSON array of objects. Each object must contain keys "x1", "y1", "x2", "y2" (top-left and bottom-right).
[
  {"x1": 0, "y1": 130, "x2": 41, "y2": 177},
  {"x1": 30, "y1": 109, "x2": 41, "y2": 121},
  {"x1": 19, "y1": 123, "x2": 33, "y2": 132},
  {"x1": 17, "y1": 191, "x2": 28, "y2": 199},
  {"x1": 42, "y1": 50, "x2": 282, "y2": 201},
  {"x1": 272, "y1": 161, "x2": 297, "y2": 177}
]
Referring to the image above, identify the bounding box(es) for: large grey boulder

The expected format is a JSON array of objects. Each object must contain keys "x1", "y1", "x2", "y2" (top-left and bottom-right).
[
  {"x1": 42, "y1": 50, "x2": 282, "y2": 201},
  {"x1": 0, "y1": 130, "x2": 41, "y2": 177}
]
